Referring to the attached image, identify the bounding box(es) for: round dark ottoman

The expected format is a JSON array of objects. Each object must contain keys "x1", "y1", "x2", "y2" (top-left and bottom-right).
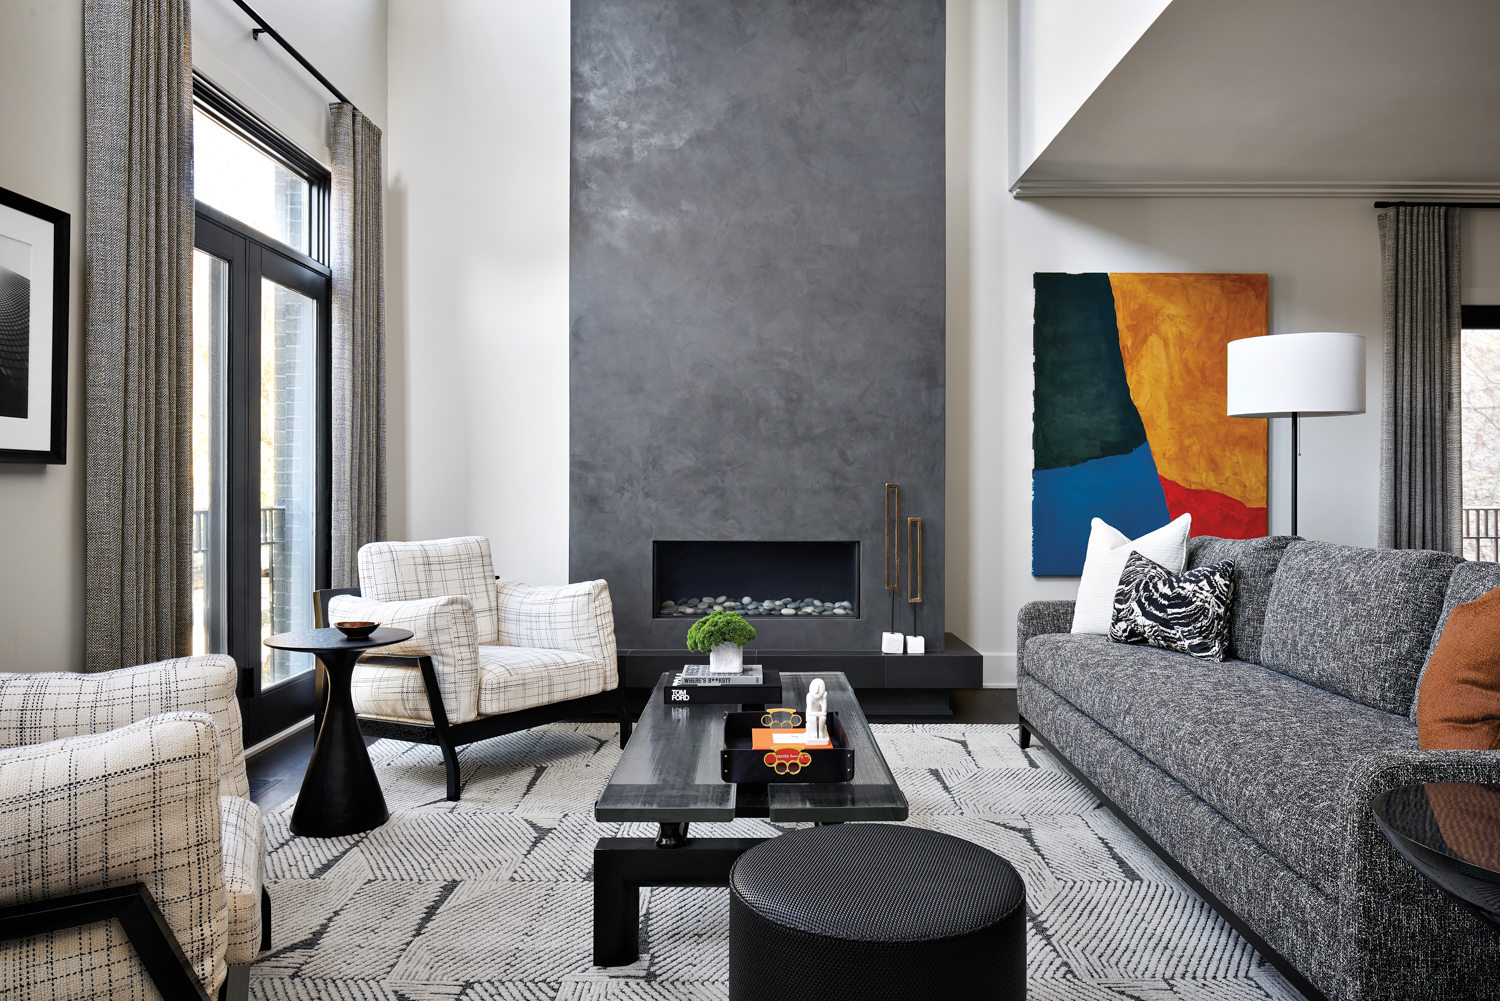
[{"x1": 728, "y1": 824, "x2": 1025, "y2": 1000}]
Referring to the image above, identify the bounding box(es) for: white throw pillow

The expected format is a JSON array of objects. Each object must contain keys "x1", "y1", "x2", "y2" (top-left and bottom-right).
[{"x1": 1070, "y1": 513, "x2": 1192, "y2": 635}]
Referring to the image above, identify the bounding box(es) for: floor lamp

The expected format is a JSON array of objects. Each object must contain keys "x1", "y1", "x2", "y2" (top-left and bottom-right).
[{"x1": 1227, "y1": 332, "x2": 1366, "y2": 536}]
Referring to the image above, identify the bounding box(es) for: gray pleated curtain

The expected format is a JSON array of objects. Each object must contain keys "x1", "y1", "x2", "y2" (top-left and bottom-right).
[
  {"x1": 83, "y1": 0, "x2": 194, "y2": 671},
  {"x1": 1377, "y1": 205, "x2": 1463, "y2": 553},
  {"x1": 329, "y1": 104, "x2": 387, "y2": 587}
]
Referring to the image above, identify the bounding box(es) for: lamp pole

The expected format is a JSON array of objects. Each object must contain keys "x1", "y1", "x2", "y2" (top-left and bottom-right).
[{"x1": 1290, "y1": 413, "x2": 1299, "y2": 537}]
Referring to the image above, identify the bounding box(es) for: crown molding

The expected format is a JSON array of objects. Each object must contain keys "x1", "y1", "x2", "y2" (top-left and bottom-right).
[{"x1": 1008, "y1": 179, "x2": 1500, "y2": 200}]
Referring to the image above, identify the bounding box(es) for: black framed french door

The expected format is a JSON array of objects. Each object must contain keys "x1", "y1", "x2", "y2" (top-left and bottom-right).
[{"x1": 194, "y1": 203, "x2": 332, "y2": 746}]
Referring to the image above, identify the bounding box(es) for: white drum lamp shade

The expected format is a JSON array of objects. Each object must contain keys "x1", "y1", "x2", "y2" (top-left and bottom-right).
[
  {"x1": 1226, "y1": 331, "x2": 1366, "y2": 536},
  {"x1": 1227, "y1": 332, "x2": 1366, "y2": 418}
]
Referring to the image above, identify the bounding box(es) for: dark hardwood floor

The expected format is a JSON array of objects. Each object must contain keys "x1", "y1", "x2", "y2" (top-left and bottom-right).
[
  {"x1": 938, "y1": 686, "x2": 1018, "y2": 725},
  {"x1": 246, "y1": 688, "x2": 1017, "y2": 812},
  {"x1": 247, "y1": 724, "x2": 314, "y2": 812}
]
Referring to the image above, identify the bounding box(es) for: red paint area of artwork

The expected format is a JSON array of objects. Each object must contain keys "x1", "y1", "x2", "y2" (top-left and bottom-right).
[{"x1": 1159, "y1": 477, "x2": 1267, "y2": 539}]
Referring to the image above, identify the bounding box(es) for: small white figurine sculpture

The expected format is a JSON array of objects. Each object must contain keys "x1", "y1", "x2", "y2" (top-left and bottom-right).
[{"x1": 805, "y1": 678, "x2": 829, "y2": 743}]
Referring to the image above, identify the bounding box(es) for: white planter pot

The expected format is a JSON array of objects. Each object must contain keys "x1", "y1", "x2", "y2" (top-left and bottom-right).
[{"x1": 708, "y1": 642, "x2": 744, "y2": 674}]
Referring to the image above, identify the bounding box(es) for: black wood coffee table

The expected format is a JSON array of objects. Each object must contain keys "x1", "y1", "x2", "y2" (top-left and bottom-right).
[
  {"x1": 592, "y1": 670, "x2": 907, "y2": 966},
  {"x1": 1371, "y1": 781, "x2": 1500, "y2": 928},
  {"x1": 264, "y1": 626, "x2": 413, "y2": 838}
]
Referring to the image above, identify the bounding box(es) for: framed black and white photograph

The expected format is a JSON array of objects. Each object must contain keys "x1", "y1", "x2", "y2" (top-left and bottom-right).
[{"x1": 0, "y1": 185, "x2": 69, "y2": 464}]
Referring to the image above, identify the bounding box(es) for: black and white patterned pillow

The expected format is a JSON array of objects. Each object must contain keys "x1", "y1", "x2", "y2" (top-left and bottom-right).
[{"x1": 1109, "y1": 551, "x2": 1236, "y2": 661}]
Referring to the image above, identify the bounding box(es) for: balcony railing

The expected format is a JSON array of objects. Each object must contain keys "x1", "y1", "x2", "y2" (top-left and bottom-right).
[
  {"x1": 192, "y1": 507, "x2": 284, "y2": 552},
  {"x1": 1462, "y1": 508, "x2": 1500, "y2": 563}
]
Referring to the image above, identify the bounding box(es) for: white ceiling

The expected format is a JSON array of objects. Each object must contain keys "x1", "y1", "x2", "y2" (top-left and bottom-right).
[{"x1": 1013, "y1": 0, "x2": 1500, "y2": 197}]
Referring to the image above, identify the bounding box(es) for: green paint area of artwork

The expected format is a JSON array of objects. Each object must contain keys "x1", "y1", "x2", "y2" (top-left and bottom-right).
[{"x1": 1032, "y1": 272, "x2": 1148, "y2": 471}]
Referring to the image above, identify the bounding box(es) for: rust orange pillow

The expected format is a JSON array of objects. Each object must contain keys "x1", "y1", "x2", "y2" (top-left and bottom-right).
[{"x1": 1418, "y1": 586, "x2": 1500, "y2": 750}]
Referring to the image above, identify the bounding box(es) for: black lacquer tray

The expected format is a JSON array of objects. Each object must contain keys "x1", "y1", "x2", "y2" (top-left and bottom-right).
[{"x1": 720, "y1": 710, "x2": 855, "y2": 784}]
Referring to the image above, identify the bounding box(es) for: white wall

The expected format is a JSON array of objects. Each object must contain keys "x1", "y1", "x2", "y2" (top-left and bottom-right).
[
  {"x1": 385, "y1": 0, "x2": 572, "y2": 582},
  {"x1": 1012, "y1": 0, "x2": 1172, "y2": 183},
  {"x1": 192, "y1": 0, "x2": 388, "y2": 160},
  {"x1": 0, "y1": 0, "x2": 86, "y2": 672},
  {"x1": 949, "y1": 0, "x2": 1500, "y2": 686},
  {"x1": 1464, "y1": 208, "x2": 1500, "y2": 304}
]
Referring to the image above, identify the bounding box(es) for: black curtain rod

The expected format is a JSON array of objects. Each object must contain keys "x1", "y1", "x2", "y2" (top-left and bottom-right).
[
  {"x1": 231, "y1": 0, "x2": 355, "y2": 110},
  {"x1": 1373, "y1": 201, "x2": 1500, "y2": 208}
]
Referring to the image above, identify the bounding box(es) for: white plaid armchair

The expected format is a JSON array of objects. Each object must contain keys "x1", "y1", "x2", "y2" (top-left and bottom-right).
[
  {"x1": 317, "y1": 536, "x2": 630, "y2": 800},
  {"x1": 0, "y1": 655, "x2": 267, "y2": 1001}
]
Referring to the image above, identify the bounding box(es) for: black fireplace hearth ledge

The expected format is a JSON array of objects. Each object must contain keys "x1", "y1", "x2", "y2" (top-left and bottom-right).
[{"x1": 619, "y1": 632, "x2": 982, "y2": 694}]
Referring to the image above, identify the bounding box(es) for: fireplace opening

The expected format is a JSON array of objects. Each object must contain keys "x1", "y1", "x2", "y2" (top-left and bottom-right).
[{"x1": 653, "y1": 541, "x2": 859, "y2": 619}]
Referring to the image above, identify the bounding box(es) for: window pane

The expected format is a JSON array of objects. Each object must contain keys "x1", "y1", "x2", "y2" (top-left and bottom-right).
[
  {"x1": 194, "y1": 109, "x2": 310, "y2": 255},
  {"x1": 262, "y1": 279, "x2": 319, "y2": 686},
  {"x1": 1461, "y1": 328, "x2": 1500, "y2": 562},
  {"x1": 193, "y1": 250, "x2": 228, "y2": 656}
]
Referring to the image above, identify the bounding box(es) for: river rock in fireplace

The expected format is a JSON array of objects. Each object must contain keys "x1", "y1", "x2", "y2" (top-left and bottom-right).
[{"x1": 659, "y1": 598, "x2": 854, "y2": 617}]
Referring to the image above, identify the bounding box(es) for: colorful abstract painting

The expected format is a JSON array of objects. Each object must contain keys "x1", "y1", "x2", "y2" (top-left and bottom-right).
[{"x1": 1032, "y1": 273, "x2": 1268, "y2": 576}]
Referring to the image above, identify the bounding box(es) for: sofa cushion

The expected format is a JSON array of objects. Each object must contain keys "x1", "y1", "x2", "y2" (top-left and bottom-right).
[
  {"x1": 357, "y1": 536, "x2": 501, "y2": 645},
  {"x1": 1186, "y1": 535, "x2": 1297, "y2": 663},
  {"x1": 1071, "y1": 514, "x2": 1191, "y2": 634},
  {"x1": 1109, "y1": 552, "x2": 1235, "y2": 661},
  {"x1": 1023, "y1": 631, "x2": 1416, "y2": 897},
  {"x1": 1413, "y1": 559, "x2": 1500, "y2": 721},
  {"x1": 477, "y1": 646, "x2": 605, "y2": 716},
  {"x1": 495, "y1": 579, "x2": 618, "y2": 690},
  {"x1": 0, "y1": 655, "x2": 250, "y2": 801},
  {"x1": 1017, "y1": 676, "x2": 1340, "y2": 991},
  {"x1": 333, "y1": 593, "x2": 482, "y2": 724},
  {"x1": 1259, "y1": 541, "x2": 1458, "y2": 714}
]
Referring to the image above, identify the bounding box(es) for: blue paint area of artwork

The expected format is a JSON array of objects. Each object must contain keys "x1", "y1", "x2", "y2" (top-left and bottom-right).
[{"x1": 1032, "y1": 441, "x2": 1171, "y2": 576}]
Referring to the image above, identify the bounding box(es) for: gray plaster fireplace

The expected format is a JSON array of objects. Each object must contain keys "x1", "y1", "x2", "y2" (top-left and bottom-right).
[{"x1": 568, "y1": 0, "x2": 978, "y2": 700}]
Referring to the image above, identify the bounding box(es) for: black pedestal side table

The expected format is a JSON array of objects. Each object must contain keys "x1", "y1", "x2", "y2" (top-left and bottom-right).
[
  {"x1": 1370, "y1": 781, "x2": 1500, "y2": 928},
  {"x1": 264, "y1": 626, "x2": 413, "y2": 838}
]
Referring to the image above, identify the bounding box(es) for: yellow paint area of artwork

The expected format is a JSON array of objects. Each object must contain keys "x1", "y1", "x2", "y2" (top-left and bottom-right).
[{"x1": 1109, "y1": 273, "x2": 1268, "y2": 509}]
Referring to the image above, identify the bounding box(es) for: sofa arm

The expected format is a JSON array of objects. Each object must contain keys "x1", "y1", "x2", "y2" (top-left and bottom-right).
[
  {"x1": 0, "y1": 712, "x2": 229, "y2": 997},
  {"x1": 495, "y1": 579, "x2": 618, "y2": 690},
  {"x1": 329, "y1": 593, "x2": 482, "y2": 724},
  {"x1": 1016, "y1": 600, "x2": 1075, "y2": 679},
  {"x1": 1335, "y1": 748, "x2": 1500, "y2": 1001},
  {"x1": 0, "y1": 655, "x2": 248, "y2": 801}
]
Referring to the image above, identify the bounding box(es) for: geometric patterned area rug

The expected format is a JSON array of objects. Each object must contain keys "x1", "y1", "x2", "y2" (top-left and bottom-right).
[{"x1": 252, "y1": 723, "x2": 1306, "y2": 1001}]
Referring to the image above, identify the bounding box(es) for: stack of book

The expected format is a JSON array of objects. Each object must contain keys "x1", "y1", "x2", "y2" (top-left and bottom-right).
[{"x1": 664, "y1": 664, "x2": 783, "y2": 704}]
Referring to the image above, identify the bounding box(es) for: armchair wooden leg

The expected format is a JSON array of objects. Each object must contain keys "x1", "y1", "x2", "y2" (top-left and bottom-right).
[
  {"x1": 220, "y1": 962, "x2": 249, "y2": 1001},
  {"x1": 441, "y1": 741, "x2": 461, "y2": 802},
  {"x1": 260, "y1": 886, "x2": 271, "y2": 953},
  {"x1": 616, "y1": 689, "x2": 632, "y2": 748},
  {"x1": 413, "y1": 655, "x2": 464, "y2": 802}
]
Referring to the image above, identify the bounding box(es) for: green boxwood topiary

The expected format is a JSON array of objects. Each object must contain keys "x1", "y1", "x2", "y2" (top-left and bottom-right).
[{"x1": 686, "y1": 609, "x2": 757, "y2": 652}]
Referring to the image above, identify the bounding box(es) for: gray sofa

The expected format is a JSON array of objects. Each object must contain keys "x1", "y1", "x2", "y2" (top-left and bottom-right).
[{"x1": 1017, "y1": 536, "x2": 1500, "y2": 1001}]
